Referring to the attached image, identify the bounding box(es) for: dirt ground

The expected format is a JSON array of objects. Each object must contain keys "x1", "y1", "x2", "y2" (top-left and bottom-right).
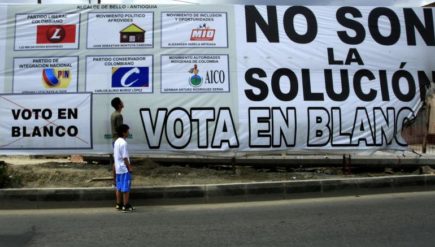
[{"x1": 0, "y1": 155, "x2": 425, "y2": 188}]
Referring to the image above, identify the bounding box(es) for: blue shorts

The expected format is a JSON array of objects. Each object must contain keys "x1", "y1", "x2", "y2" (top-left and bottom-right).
[{"x1": 116, "y1": 172, "x2": 132, "y2": 193}]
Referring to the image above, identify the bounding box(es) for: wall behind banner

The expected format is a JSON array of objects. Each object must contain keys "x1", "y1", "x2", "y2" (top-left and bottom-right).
[{"x1": 0, "y1": 4, "x2": 434, "y2": 155}]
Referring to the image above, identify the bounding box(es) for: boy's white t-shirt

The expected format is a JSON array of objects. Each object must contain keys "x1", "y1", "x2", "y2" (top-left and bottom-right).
[{"x1": 114, "y1": 137, "x2": 129, "y2": 174}]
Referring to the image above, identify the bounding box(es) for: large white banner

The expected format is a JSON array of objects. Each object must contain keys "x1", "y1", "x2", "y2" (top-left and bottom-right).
[
  {"x1": 0, "y1": 93, "x2": 92, "y2": 150},
  {"x1": 0, "y1": 4, "x2": 433, "y2": 155},
  {"x1": 0, "y1": 6, "x2": 6, "y2": 93},
  {"x1": 234, "y1": 5, "x2": 431, "y2": 151}
]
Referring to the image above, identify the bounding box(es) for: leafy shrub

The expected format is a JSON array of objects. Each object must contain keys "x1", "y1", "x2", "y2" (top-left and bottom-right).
[
  {"x1": 0, "y1": 162, "x2": 21, "y2": 188},
  {"x1": 0, "y1": 162, "x2": 12, "y2": 188}
]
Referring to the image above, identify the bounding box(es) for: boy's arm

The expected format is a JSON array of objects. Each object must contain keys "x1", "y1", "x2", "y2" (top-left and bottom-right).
[
  {"x1": 116, "y1": 115, "x2": 123, "y2": 128},
  {"x1": 123, "y1": 157, "x2": 133, "y2": 173}
]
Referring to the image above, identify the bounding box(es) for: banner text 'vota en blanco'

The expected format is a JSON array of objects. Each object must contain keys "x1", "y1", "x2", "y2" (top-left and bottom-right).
[
  {"x1": 234, "y1": 6, "x2": 435, "y2": 150},
  {"x1": 0, "y1": 93, "x2": 92, "y2": 149}
]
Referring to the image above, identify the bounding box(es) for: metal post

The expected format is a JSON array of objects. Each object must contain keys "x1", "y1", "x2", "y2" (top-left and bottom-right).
[
  {"x1": 423, "y1": 102, "x2": 431, "y2": 153},
  {"x1": 342, "y1": 154, "x2": 352, "y2": 175}
]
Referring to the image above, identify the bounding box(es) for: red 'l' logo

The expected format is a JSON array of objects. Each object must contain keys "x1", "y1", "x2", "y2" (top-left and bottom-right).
[{"x1": 36, "y1": 25, "x2": 76, "y2": 44}]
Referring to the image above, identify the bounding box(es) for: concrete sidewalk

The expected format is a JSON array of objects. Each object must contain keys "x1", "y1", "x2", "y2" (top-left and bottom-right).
[{"x1": 1, "y1": 174, "x2": 435, "y2": 209}]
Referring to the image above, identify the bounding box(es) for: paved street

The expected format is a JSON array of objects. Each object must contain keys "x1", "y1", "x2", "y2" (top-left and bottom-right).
[{"x1": 1, "y1": 191, "x2": 435, "y2": 247}]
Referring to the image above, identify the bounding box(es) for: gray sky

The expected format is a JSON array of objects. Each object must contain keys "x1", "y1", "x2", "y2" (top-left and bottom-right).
[{"x1": 0, "y1": 0, "x2": 432, "y2": 6}]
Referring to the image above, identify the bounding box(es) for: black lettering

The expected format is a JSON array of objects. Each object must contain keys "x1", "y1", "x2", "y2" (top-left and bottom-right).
[
  {"x1": 140, "y1": 108, "x2": 167, "y2": 149},
  {"x1": 21, "y1": 109, "x2": 32, "y2": 120},
  {"x1": 351, "y1": 108, "x2": 374, "y2": 146},
  {"x1": 369, "y1": 8, "x2": 401, "y2": 46},
  {"x1": 55, "y1": 126, "x2": 66, "y2": 137},
  {"x1": 346, "y1": 48, "x2": 364, "y2": 65},
  {"x1": 354, "y1": 69, "x2": 377, "y2": 101},
  {"x1": 211, "y1": 108, "x2": 239, "y2": 148},
  {"x1": 283, "y1": 6, "x2": 317, "y2": 44},
  {"x1": 68, "y1": 108, "x2": 78, "y2": 119},
  {"x1": 336, "y1": 7, "x2": 365, "y2": 45},
  {"x1": 245, "y1": 68, "x2": 269, "y2": 101},
  {"x1": 58, "y1": 109, "x2": 67, "y2": 119},
  {"x1": 23, "y1": 127, "x2": 30, "y2": 137},
  {"x1": 33, "y1": 127, "x2": 41, "y2": 137},
  {"x1": 11, "y1": 109, "x2": 20, "y2": 120},
  {"x1": 33, "y1": 109, "x2": 41, "y2": 119},
  {"x1": 302, "y1": 69, "x2": 323, "y2": 101},
  {"x1": 11, "y1": 126, "x2": 20, "y2": 137},
  {"x1": 404, "y1": 8, "x2": 435, "y2": 46},
  {"x1": 68, "y1": 126, "x2": 78, "y2": 137},
  {"x1": 331, "y1": 107, "x2": 352, "y2": 146},
  {"x1": 379, "y1": 70, "x2": 390, "y2": 101},
  {"x1": 327, "y1": 48, "x2": 343, "y2": 65},
  {"x1": 165, "y1": 108, "x2": 191, "y2": 149},
  {"x1": 271, "y1": 107, "x2": 296, "y2": 147},
  {"x1": 324, "y1": 69, "x2": 350, "y2": 101},
  {"x1": 245, "y1": 5, "x2": 279, "y2": 42},
  {"x1": 44, "y1": 125, "x2": 53, "y2": 136},
  {"x1": 191, "y1": 108, "x2": 215, "y2": 149},
  {"x1": 307, "y1": 107, "x2": 330, "y2": 147},
  {"x1": 396, "y1": 107, "x2": 415, "y2": 146},
  {"x1": 271, "y1": 68, "x2": 298, "y2": 101},
  {"x1": 41, "y1": 109, "x2": 52, "y2": 119},
  {"x1": 248, "y1": 107, "x2": 271, "y2": 148},
  {"x1": 373, "y1": 107, "x2": 395, "y2": 145},
  {"x1": 392, "y1": 70, "x2": 416, "y2": 102}
]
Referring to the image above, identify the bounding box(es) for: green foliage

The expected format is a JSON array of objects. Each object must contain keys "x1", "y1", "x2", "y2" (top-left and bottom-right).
[{"x1": 0, "y1": 163, "x2": 21, "y2": 188}]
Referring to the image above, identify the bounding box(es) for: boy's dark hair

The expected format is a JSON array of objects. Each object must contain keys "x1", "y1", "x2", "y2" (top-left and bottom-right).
[
  {"x1": 116, "y1": 124, "x2": 130, "y2": 137},
  {"x1": 111, "y1": 97, "x2": 122, "y2": 110}
]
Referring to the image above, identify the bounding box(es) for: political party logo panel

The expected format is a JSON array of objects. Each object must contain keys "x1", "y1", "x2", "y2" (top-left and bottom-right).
[
  {"x1": 13, "y1": 56, "x2": 78, "y2": 94},
  {"x1": 161, "y1": 54, "x2": 230, "y2": 93},
  {"x1": 112, "y1": 67, "x2": 149, "y2": 88},
  {"x1": 190, "y1": 23, "x2": 215, "y2": 41},
  {"x1": 86, "y1": 12, "x2": 153, "y2": 49},
  {"x1": 36, "y1": 25, "x2": 76, "y2": 44},
  {"x1": 85, "y1": 55, "x2": 153, "y2": 94},
  {"x1": 14, "y1": 13, "x2": 80, "y2": 50},
  {"x1": 42, "y1": 68, "x2": 72, "y2": 88},
  {"x1": 161, "y1": 12, "x2": 228, "y2": 48}
]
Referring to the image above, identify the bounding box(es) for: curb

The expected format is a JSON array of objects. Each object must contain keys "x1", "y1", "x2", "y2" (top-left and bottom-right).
[{"x1": 1, "y1": 175, "x2": 435, "y2": 209}]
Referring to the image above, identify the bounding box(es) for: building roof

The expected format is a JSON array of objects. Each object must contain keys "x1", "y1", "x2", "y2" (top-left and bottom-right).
[{"x1": 120, "y1": 24, "x2": 145, "y2": 33}]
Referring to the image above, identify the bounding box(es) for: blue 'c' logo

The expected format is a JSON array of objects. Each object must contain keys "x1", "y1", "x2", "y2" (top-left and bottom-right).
[{"x1": 112, "y1": 67, "x2": 149, "y2": 88}]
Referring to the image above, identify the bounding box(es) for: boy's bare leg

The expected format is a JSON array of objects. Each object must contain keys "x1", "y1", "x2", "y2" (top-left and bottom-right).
[
  {"x1": 123, "y1": 192, "x2": 130, "y2": 206},
  {"x1": 116, "y1": 190, "x2": 122, "y2": 204}
]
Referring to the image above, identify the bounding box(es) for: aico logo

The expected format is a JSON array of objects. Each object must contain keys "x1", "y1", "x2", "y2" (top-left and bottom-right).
[
  {"x1": 112, "y1": 67, "x2": 149, "y2": 88},
  {"x1": 36, "y1": 25, "x2": 76, "y2": 44},
  {"x1": 188, "y1": 64, "x2": 202, "y2": 87},
  {"x1": 190, "y1": 23, "x2": 215, "y2": 41},
  {"x1": 42, "y1": 68, "x2": 72, "y2": 88}
]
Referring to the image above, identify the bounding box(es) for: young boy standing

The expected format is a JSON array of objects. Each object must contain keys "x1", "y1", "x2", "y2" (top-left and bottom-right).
[{"x1": 113, "y1": 124, "x2": 135, "y2": 212}]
